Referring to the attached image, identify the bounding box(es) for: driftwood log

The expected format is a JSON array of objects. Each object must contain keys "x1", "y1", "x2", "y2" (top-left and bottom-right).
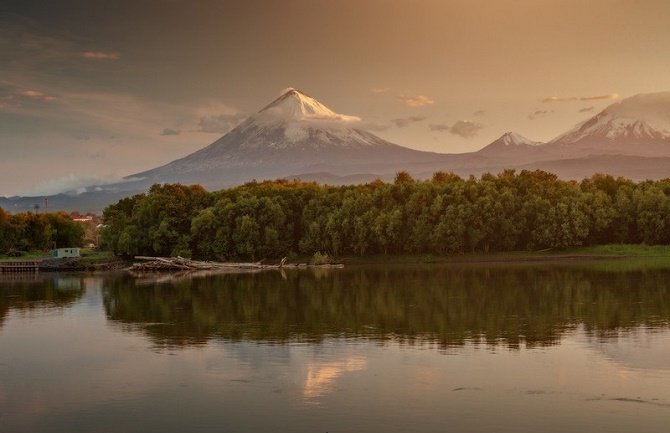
[{"x1": 130, "y1": 256, "x2": 343, "y2": 272}]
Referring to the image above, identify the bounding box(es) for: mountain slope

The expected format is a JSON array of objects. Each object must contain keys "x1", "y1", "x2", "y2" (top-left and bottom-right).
[
  {"x1": 544, "y1": 91, "x2": 670, "y2": 157},
  {"x1": 519, "y1": 154, "x2": 670, "y2": 181}
]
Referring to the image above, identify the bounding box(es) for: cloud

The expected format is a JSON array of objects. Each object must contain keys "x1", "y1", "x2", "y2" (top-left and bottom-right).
[
  {"x1": 528, "y1": 109, "x2": 553, "y2": 120},
  {"x1": 429, "y1": 123, "x2": 450, "y2": 132},
  {"x1": 15, "y1": 89, "x2": 57, "y2": 104},
  {"x1": 429, "y1": 121, "x2": 484, "y2": 138},
  {"x1": 0, "y1": 70, "x2": 247, "y2": 194},
  {"x1": 370, "y1": 87, "x2": 390, "y2": 93},
  {"x1": 0, "y1": 19, "x2": 120, "y2": 65},
  {"x1": 197, "y1": 113, "x2": 247, "y2": 133},
  {"x1": 398, "y1": 94, "x2": 434, "y2": 107},
  {"x1": 22, "y1": 173, "x2": 122, "y2": 196},
  {"x1": 448, "y1": 120, "x2": 484, "y2": 138},
  {"x1": 390, "y1": 115, "x2": 427, "y2": 128},
  {"x1": 0, "y1": 84, "x2": 58, "y2": 107},
  {"x1": 542, "y1": 93, "x2": 619, "y2": 103},
  {"x1": 580, "y1": 93, "x2": 619, "y2": 101},
  {"x1": 472, "y1": 110, "x2": 486, "y2": 117},
  {"x1": 160, "y1": 128, "x2": 181, "y2": 136},
  {"x1": 87, "y1": 151, "x2": 105, "y2": 160},
  {"x1": 0, "y1": 86, "x2": 215, "y2": 160},
  {"x1": 542, "y1": 96, "x2": 577, "y2": 103},
  {"x1": 80, "y1": 51, "x2": 120, "y2": 60},
  {"x1": 360, "y1": 122, "x2": 391, "y2": 132},
  {"x1": 17, "y1": 89, "x2": 55, "y2": 100},
  {"x1": 579, "y1": 106, "x2": 595, "y2": 113}
]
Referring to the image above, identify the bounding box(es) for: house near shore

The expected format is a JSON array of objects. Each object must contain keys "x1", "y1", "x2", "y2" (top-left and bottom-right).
[{"x1": 52, "y1": 248, "x2": 81, "y2": 258}]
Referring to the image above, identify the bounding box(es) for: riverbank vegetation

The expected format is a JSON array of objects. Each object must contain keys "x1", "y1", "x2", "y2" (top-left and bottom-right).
[
  {"x1": 0, "y1": 209, "x2": 84, "y2": 254},
  {"x1": 101, "y1": 170, "x2": 670, "y2": 260}
]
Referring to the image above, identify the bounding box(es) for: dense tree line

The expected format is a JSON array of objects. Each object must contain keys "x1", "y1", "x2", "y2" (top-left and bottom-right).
[
  {"x1": 101, "y1": 170, "x2": 670, "y2": 259},
  {"x1": 0, "y1": 209, "x2": 85, "y2": 253}
]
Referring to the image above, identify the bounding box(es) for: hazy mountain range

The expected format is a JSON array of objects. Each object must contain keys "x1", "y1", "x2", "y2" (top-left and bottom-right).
[{"x1": 3, "y1": 89, "x2": 670, "y2": 212}]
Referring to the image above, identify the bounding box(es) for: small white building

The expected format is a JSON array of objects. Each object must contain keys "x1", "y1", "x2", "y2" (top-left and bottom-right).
[{"x1": 52, "y1": 248, "x2": 81, "y2": 258}]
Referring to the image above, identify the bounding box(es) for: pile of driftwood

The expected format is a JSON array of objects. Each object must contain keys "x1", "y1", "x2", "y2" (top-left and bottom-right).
[{"x1": 130, "y1": 256, "x2": 343, "y2": 272}]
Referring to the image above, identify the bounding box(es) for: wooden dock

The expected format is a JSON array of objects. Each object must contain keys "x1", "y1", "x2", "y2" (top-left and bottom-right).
[{"x1": 0, "y1": 261, "x2": 41, "y2": 273}]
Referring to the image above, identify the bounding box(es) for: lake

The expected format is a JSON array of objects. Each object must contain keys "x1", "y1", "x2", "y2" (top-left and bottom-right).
[{"x1": 1, "y1": 261, "x2": 669, "y2": 432}]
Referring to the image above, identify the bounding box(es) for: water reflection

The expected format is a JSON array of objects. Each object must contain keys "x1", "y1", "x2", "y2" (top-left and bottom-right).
[
  {"x1": 0, "y1": 275, "x2": 85, "y2": 327},
  {"x1": 588, "y1": 328, "x2": 670, "y2": 372},
  {"x1": 304, "y1": 356, "x2": 367, "y2": 399},
  {"x1": 101, "y1": 263, "x2": 670, "y2": 349},
  {"x1": 2, "y1": 264, "x2": 670, "y2": 433}
]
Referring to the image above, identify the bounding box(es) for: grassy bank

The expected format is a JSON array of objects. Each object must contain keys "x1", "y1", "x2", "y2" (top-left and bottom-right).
[
  {"x1": 0, "y1": 250, "x2": 51, "y2": 260},
  {"x1": 0, "y1": 249, "x2": 127, "y2": 271},
  {"x1": 563, "y1": 244, "x2": 670, "y2": 256},
  {"x1": 0, "y1": 248, "x2": 105, "y2": 261},
  {"x1": 336, "y1": 244, "x2": 670, "y2": 265},
  {"x1": 4, "y1": 244, "x2": 670, "y2": 269}
]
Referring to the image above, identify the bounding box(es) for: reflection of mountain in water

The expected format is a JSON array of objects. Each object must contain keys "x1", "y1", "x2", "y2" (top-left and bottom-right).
[
  {"x1": 590, "y1": 329, "x2": 670, "y2": 371},
  {"x1": 102, "y1": 264, "x2": 670, "y2": 349},
  {"x1": 0, "y1": 276, "x2": 85, "y2": 328}
]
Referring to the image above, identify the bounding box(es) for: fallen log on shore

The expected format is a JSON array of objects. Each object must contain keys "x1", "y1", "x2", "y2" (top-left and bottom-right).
[{"x1": 130, "y1": 256, "x2": 343, "y2": 272}]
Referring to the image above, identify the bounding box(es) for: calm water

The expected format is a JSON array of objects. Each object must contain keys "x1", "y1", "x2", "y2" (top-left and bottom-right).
[{"x1": 1, "y1": 262, "x2": 670, "y2": 433}]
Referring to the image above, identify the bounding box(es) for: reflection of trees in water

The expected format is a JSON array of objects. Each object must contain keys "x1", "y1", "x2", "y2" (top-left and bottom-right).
[
  {"x1": 102, "y1": 265, "x2": 670, "y2": 349},
  {"x1": 0, "y1": 277, "x2": 85, "y2": 328}
]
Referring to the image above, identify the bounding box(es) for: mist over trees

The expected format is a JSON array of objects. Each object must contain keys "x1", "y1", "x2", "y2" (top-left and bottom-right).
[
  {"x1": 101, "y1": 170, "x2": 670, "y2": 260},
  {"x1": 0, "y1": 210, "x2": 85, "y2": 252}
]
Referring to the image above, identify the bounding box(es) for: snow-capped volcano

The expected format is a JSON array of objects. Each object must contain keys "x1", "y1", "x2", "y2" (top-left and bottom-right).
[
  {"x1": 129, "y1": 88, "x2": 441, "y2": 187},
  {"x1": 478, "y1": 132, "x2": 542, "y2": 156},
  {"x1": 546, "y1": 91, "x2": 670, "y2": 156}
]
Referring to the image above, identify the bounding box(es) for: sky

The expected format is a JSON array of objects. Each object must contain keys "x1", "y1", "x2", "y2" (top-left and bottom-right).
[{"x1": 1, "y1": 0, "x2": 670, "y2": 196}]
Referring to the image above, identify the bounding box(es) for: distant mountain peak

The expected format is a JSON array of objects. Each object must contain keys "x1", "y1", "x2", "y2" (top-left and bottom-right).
[
  {"x1": 550, "y1": 91, "x2": 670, "y2": 146},
  {"x1": 477, "y1": 131, "x2": 541, "y2": 157},
  {"x1": 498, "y1": 131, "x2": 540, "y2": 146},
  {"x1": 605, "y1": 91, "x2": 670, "y2": 131}
]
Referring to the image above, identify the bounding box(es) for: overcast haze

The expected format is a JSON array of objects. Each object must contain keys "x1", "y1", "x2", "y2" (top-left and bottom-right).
[{"x1": 1, "y1": 0, "x2": 670, "y2": 196}]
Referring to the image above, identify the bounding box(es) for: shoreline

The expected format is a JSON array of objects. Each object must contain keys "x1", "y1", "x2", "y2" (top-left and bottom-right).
[
  {"x1": 338, "y1": 253, "x2": 635, "y2": 265},
  {"x1": 3, "y1": 244, "x2": 670, "y2": 271}
]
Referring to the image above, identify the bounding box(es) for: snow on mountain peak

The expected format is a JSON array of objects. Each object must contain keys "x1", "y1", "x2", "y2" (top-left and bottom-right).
[
  {"x1": 551, "y1": 91, "x2": 670, "y2": 144},
  {"x1": 243, "y1": 87, "x2": 363, "y2": 143},
  {"x1": 257, "y1": 87, "x2": 361, "y2": 123},
  {"x1": 477, "y1": 131, "x2": 541, "y2": 156},
  {"x1": 606, "y1": 92, "x2": 670, "y2": 126},
  {"x1": 499, "y1": 132, "x2": 539, "y2": 146}
]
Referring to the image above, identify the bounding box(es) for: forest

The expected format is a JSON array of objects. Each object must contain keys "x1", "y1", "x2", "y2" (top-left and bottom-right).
[
  {"x1": 101, "y1": 169, "x2": 670, "y2": 260},
  {"x1": 0, "y1": 209, "x2": 85, "y2": 253}
]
